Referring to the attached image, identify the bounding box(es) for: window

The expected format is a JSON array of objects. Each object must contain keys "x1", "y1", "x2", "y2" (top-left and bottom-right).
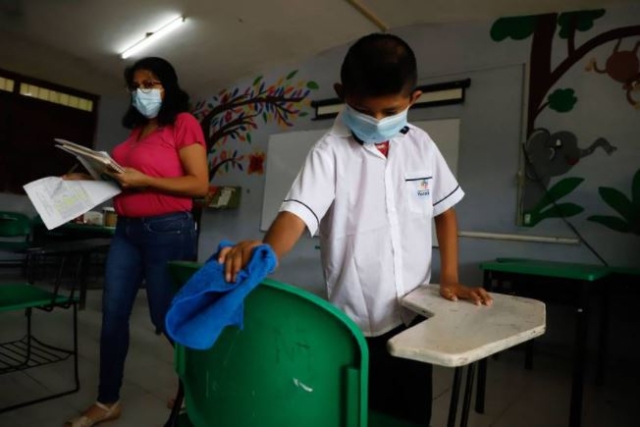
[
  {"x1": 19, "y1": 83, "x2": 94, "y2": 112},
  {"x1": 0, "y1": 77, "x2": 14, "y2": 93},
  {"x1": 0, "y1": 68, "x2": 100, "y2": 194}
]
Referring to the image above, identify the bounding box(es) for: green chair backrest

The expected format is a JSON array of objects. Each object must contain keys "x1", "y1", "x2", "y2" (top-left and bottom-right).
[
  {"x1": 169, "y1": 261, "x2": 369, "y2": 427},
  {"x1": 0, "y1": 211, "x2": 32, "y2": 238}
]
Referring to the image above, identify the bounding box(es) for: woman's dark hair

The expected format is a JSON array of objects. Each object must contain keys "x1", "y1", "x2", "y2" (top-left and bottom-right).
[{"x1": 122, "y1": 57, "x2": 190, "y2": 129}]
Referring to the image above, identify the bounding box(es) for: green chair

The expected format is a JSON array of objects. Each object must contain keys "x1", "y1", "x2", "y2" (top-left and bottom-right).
[
  {"x1": 0, "y1": 211, "x2": 33, "y2": 274},
  {"x1": 164, "y1": 261, "x2": 422, "y2": 427},
  {"x1": 0, "y1": 241, "x2": 93, "y2": 412}
]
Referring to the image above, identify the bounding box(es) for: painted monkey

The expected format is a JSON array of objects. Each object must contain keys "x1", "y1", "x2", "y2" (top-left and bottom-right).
[{"x1": 586, "y1": 39, "x2": 640, "y2": 109}]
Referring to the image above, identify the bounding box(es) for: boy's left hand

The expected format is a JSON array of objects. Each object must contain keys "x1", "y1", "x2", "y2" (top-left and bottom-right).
[{"x1": 440, "y1": 282, "x2": 492, "y2": 306}]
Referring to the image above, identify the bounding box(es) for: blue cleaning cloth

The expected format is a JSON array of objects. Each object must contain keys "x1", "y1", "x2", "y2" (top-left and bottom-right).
[{"x1": 165, "y1": 240, "x2": 276, "y2": 350}]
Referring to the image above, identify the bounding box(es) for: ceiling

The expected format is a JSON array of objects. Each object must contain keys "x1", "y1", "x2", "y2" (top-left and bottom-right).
[{"x1": 0, "y1": 0, "x2": 632, "y2": 94}]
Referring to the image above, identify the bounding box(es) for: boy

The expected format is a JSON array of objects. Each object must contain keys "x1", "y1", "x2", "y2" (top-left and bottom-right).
[{"x1": 220, "y1": 33, "x2": 492, "y2": 425}]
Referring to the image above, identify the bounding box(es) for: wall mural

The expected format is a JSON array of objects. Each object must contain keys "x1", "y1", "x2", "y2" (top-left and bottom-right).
[
  {"x1": 491, "y1": 10, "x2": 640, "y2": 230},
  {"x1": 192, "y1": 71, "x2": 318, "y2": 179},
  {"x1": 587, "y1": 168, "x2": 640, "y2": 235},
  {"x1": 586, "y1": 38, "x2": 640, "y2": 109}
]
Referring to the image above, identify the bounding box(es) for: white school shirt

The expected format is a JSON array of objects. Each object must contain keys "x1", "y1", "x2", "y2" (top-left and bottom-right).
[{"x1": 280, "y1": 115, "x2": 464, "y2": 336}]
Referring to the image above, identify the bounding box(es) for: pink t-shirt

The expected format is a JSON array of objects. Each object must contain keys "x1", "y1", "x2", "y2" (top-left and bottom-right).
[{"x1": 112, "y1": 113, "x2": 206, "y2": 218}]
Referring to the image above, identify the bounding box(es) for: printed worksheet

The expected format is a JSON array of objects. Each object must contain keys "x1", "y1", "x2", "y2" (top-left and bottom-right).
[{"x1": 24, "y1": 177, "x2": 121, "y2": 230}]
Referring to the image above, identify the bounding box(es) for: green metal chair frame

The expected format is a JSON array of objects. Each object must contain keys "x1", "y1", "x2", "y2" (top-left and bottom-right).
[
  {"x1": 0, "y1": 241, "x2": 99, "y2": 412},
  {"x1": 0, "y1": 211, "x2": 33, "y2": 275}
]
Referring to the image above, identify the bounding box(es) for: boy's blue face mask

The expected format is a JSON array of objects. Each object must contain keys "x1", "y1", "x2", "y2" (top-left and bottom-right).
[
  {"x1": 132, "y1": 89, "x2": 162, "y2": 119},
  {"x1": 342, "y1": 105, "x2": 408, "y2": 145}
]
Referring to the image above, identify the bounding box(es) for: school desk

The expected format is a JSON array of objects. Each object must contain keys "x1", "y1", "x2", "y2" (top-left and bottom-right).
[
  {"x1": 479, "y1": 258, "x2": 610, "y2": 427},
  {"x1": 31, "y1": 216, "x2": 115, "y2": 244},
  {"x1": 28, "y1": 238, "x2": 112, "y2": 309},
  {"x1": 387, "y1": 285, "x2": 545, "y2": 427}
]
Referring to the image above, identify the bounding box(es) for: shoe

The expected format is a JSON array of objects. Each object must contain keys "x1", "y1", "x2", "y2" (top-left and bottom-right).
[{"x1": 64, "y1": 401, "x2": 121, "y2": 427}]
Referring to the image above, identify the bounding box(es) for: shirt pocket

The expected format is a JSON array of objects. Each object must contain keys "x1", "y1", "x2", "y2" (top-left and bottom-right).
[{"x1": 404, "y1": 171, "x2": 433, "y2": 215}]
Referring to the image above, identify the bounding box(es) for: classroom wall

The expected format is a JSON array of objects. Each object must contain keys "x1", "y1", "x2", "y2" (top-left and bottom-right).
[{"x1": 195, "y1": 4, "x2": 640, "y2": 358}]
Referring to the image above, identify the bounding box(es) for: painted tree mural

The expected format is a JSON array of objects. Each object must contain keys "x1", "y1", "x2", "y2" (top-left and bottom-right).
[
  {"x1": 192, "y1": 71, "x2": 318, "y2": 179},
  {"x1": 491, "y1": 10, "x2": 640, "y2": 226},
  {"x1": 588, "y1": 168, "x2": 640, "y2": 235}
]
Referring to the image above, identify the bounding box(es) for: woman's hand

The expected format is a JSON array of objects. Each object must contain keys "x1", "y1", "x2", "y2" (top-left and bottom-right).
[{"x1": 108, "y1": 167, "x2": 150, "y2": 189}]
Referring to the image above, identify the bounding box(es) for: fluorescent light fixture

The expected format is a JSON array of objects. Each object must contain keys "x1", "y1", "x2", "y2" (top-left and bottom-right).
[
  {"x1": 121, "y1": 15, "x2": 186, "y2": 59},
  {"x1": 311, "y1": 79, "x2": 471, "y2": 120}
]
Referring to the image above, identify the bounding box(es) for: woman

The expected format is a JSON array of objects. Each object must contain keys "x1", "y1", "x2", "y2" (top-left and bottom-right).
[{"x1": 65, "y1": 57, "x2": 208, "y2": 427}]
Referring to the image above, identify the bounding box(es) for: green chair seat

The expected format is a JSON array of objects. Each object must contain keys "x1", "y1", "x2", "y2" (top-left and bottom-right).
[{"x1": 0, "y1": 283, "x2": 77, "y2": 313}]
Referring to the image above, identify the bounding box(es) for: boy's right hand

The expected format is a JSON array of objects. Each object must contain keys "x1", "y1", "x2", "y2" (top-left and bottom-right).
[{"x1": 218, "y1": 240, "x2": 263, "y2": 283}]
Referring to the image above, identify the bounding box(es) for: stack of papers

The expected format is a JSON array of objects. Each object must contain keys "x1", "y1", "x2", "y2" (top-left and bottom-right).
[
  {"x1": 24, "y1": 177, "x2": 121, "y2": 230},
  {"x1": 23, "y1": 138, "x2": 123, "y2": 230}
]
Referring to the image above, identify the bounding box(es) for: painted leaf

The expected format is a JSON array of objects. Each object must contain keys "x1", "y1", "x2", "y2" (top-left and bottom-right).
[
  {"x1": 598, "y1": 187, "x2": 636, "y2": 223},
  {"x1": 548, "y1": 88, "x2": 577, "y2": 113},
  {"x1": 286, "y1": 70, "x2": 298, "y2": 80},
  {"x1": 534, "y1": 177, "x2": 584, "y2": 211},
  {"x1": 539, "y1": 202, "x2": 584, "y2": 219},
  {"x1": 557, "y1": 10, "x2": 606, "y2": 39},
  {"x1": 253, "y1": 75, "x2": 263, "y2": 86},
  {"x1": 490, "y1": 16, "x2": 538, "y2": 42},
  {"x1": 587, "y1": 215, "x2": 631, "y2": 233},
  {"x1": 632, "y1": 168, "x2": 640, "y2": 207},
  {"x1": 299, "y1": 111, "x2": 308, "y2": 117},
  {"x1": 306, "y1": 81, "x2": 319, "y2": 90},
  {"x1": 247, "y1": 133, "x2": 252, "y2": 143}
]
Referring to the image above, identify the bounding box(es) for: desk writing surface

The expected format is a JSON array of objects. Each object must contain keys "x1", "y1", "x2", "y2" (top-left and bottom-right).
[
  {"x1": 28, "y1": 238, "x2": 112, "y2": 255},
  {"x1": 480, "y1": 258, "x2": 609, "y2": 281},
  {"x1": 607, "y1": 266, "x2": 640, "y2": 277},
  {"x1": 32, "y1": 216, "x2": 115, "y2": 236},
  {"x1": 388, "y1": 285, "x2": 546, "y2": 367}
]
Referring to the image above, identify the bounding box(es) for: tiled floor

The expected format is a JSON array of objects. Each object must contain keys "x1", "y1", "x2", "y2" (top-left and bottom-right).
[{"x1": 0, "y1": 286, "x2": 637, "y2": 427}]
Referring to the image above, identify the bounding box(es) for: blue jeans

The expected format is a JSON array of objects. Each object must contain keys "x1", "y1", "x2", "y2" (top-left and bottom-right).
[{"x1": 98, "y1": 212, "x2": 196, "y2": 403}]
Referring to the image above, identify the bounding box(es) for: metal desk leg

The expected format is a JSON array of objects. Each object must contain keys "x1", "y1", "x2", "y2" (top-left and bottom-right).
[
  {"x1": 475, "y1": 270, "x2": 492, "y2": 413},
  {"x1": 569, "y1": 282, "x2": 589, "y2": 427},
  {"x1": 596, "y1": 285, "x2": 609, "y2": 387},
  {"x1": 475, "y1": 359, "x2": 487, "y2": 414},
  {"x1": 525, "y1": 339, "x2": 534, "y2": 370},
  {"x1": 447, "y1": 367, "x2": 463, "y2": 427},
  {"x1": 78, "y1": 253, "x2": 90, "y2": 310},
  {"x1": 460, "y1": 363, "x2": 476, "y2": 427}
]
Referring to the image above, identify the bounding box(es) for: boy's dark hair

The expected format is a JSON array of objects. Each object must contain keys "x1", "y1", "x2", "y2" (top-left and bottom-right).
[
  {"x1": 122, "y1": 57, "x2": 190, "y2": 129},
  {"x1": 340, "y1": 33, "x2": 417, "y2": 98}
]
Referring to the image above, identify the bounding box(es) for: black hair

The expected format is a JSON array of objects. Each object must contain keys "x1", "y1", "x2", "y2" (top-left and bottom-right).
[
  {"x1": 122, "y1": 57, "x2": 190, "y2": 129},
  {"x1": 340, "y1": 33, "x2": 417, "y2": 98}
]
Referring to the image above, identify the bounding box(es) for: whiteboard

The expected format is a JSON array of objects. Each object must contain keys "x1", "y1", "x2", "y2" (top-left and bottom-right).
[{"x1": 261, "y1": 119, "x2": 460, "y2": 246}]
